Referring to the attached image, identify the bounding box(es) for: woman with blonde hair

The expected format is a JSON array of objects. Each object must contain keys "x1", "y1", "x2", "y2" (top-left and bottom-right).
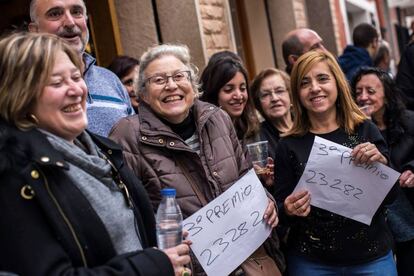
[
  {"x1": 274, "y1": 50, "x2": 397, "y2": 275},
  {"x1": 0, "y1": 32, "x2": 190, "y2": 276}
]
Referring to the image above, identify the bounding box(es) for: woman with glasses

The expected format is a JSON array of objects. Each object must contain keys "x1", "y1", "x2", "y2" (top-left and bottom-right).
[
  {"x1": 109, "y1": 44, "x2": 283, "y2": 276},
  {"x1": 250, "y1": 68, "x2": 293, "y2": 160},
  {"x1": 274, "y1": 51, "x2": 397, "y2": 275}
]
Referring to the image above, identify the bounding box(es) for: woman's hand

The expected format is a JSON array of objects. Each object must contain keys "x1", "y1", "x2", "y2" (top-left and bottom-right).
[
  {"x1": 351, "y1": 142, "x2": 387, "y2": 165},
  {"x1": 257, "y1": 157, "x2": 274, "y2": 187},
  {"x1": 162, "y1": 243, "x2": 192, "y2": 276},
  {"x1": 399, "y1": 170, "x2": 414, "y2": 188},
  {"x1": 263, "y1": 198, "x2": 278, "y2": 228},
  {"x1": 284, "y1": 190, "x2": 311, "y2": 217}
]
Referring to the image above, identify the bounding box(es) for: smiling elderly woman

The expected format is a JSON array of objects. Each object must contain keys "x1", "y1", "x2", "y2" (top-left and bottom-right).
[
  {"x1": 0, "y1": 32, "x2": 190, "y2": 276},
  {"x1": 109, "y1": 44, "x2": 284, "y2": 275}
]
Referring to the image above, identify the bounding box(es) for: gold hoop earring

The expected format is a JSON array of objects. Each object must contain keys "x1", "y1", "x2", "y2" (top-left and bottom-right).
[{"x1": 28, "y1": 114, "x2": 39, "y2": 125}]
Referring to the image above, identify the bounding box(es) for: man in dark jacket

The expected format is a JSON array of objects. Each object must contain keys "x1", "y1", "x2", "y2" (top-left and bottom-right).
[{"x1": 338, "y1": 23, "x2": 379, "y2": 81}]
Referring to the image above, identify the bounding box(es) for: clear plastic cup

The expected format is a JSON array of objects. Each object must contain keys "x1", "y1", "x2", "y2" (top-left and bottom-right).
[{"x1": 246, "y1": 141, "x2": 269, "y2": 175}]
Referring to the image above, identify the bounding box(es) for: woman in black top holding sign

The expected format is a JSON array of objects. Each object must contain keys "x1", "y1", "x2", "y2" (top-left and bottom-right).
[{"x1": 274, "y1": 51, "x2": 397, "y2": 275}]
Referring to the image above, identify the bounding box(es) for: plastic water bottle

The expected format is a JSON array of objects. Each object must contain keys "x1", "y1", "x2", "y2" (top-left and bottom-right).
[{"x1": 156, "y1": 188, "x2": 183, "y2": 249}]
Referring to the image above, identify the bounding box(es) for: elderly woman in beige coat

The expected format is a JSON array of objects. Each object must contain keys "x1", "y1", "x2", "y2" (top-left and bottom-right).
[{"x1": 109, "y1": 44, "x2": 284, "y2": 275}]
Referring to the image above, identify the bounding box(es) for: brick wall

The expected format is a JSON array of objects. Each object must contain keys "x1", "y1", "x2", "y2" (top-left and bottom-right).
[{"x1": 199, "y1": 0, "x2": 234, "y2": 58}]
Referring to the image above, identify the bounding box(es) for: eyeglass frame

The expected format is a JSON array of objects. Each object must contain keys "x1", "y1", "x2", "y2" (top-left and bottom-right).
[
  {"x1": 144, "y1": 70, "x2": 192, "y2": 87},
  {"x1": 259, "y1": 87, "x2": 288, "y2": 101}
]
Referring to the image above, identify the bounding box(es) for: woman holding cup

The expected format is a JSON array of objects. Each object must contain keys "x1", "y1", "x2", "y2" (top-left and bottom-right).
[
  {"x1": 274, "y1": 51, "x2": 397, "y2": 275},
  {"x1": 250, "y1": 68, "x2": 293, "y2": 159},
  {"x1": 199, "y1": 53, "x2": 274, "y2": 183}
]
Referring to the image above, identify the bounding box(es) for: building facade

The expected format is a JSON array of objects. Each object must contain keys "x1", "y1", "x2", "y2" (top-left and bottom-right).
[{"x1": 1, "y1": 0, "x2": 412, "y2": 78}]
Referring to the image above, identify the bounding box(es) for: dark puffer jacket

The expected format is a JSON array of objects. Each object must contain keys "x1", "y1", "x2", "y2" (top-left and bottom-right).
[
  {"x1": 338, "y1": 45, "x2": 373, "y2": 81},
  {"x1": 0, "y1": 121, "x2": 173, "y2": 276}
]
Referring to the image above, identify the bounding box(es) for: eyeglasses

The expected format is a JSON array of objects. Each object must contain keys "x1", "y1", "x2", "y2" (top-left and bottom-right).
[
  {"x1": 145, "y1": 70, "x2": 191, "y2": 87},
  {"x1": 259, "y1": 88, "x2": 288, "y2": 101}
]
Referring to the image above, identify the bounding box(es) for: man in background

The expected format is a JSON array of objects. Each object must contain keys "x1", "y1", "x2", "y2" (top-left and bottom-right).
[
  {"x1": 338, "y1": 23, "x2": 379, "y2": 81},
  {"x1": 29, "y1": 0, "x2": 134, "y2": 136},
  {"x1": 282, "y1": 28, "x2": 327, "y2": 74}
]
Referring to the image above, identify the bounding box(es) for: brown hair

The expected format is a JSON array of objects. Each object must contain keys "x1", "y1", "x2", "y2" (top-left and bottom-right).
[
  {"x1": 0, "y1": 32, "x2": 83, "y2": 129},
  {"x1": 288, "y1": 50, "x2": 365, "y2": 136}
]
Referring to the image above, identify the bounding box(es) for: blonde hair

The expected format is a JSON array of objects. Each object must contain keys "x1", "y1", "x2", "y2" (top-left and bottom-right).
[
  {"x1": 287, "y1": 50, "x2": 365, "y2": 136},
  {"x1": 0, "y1": 32, "x2": 82, "y2": 129}
]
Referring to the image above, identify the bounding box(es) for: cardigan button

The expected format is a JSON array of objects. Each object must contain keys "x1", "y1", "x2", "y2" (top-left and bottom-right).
[
  {"x1": 169, "y1": 141, "x2": 175, "y2": 146},
  {"x1": 158, "y1": 139, "x2": 164, "y2": 144},
  {"x1": 31, "y1": 170, "x2": 40, "y2": 179},
  {"x1": 213, "y1": 171, "x2": 218, "y2": 176},
  {"x1": 142, "y1": 136, "x2": 147, "y2": 141},
  {"x1": 40, "y1": 156, "x2": 50, "y2": 163},
  {"x1": 107, "y1": 149, "x2": 113, "y2": 155}
]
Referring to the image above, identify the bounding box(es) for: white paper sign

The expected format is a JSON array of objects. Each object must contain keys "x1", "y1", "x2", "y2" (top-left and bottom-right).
[
  {"x1": 183, "y1": 169, "x2": 271, "y2": 276},
  {"x1": 294, "y1": 136, "x2": 400, "y2": 225}
]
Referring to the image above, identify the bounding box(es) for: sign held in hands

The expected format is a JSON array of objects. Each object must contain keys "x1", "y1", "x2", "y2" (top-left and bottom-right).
[
  {"x1": 294, "y1": 136, "x2": 399, "y2": 225},
  {"x1": 183, "y1": 169, "x2": 271, "y2": 276}
]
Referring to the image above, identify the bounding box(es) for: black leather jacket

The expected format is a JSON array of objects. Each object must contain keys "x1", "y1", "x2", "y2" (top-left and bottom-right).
[{"x1": 0, "y1": 121, "x2": 173, "y2": 276}]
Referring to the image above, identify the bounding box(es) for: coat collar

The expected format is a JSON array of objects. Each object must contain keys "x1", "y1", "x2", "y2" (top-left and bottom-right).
[
  {"x1": 0, "y1": 120, "x2": 123, "y2": 172},
  {"x1": 138, "y1": 99, "x2": 219, "y2": 136}
]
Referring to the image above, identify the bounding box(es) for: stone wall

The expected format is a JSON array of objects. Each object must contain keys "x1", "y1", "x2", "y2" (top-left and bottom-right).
[{"x1": 199, "y1": 0, "x2": 235, "y2": 58}]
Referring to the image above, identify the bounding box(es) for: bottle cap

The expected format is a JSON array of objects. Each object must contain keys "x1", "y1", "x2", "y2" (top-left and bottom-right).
[{"x1": 161, "y1": 188, "x2": 176, "y2": 196}]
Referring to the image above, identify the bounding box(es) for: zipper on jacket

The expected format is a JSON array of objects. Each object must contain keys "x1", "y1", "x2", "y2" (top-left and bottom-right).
[
  {"x1": 117, "y1": 178, "x2": 133, "y2": 208},
  {"x1": 40, "y1": 169, "x2": 88, "y2": 267},
  {"x1": 100, "y1": 154, "x2": 143, "y2": 244}
]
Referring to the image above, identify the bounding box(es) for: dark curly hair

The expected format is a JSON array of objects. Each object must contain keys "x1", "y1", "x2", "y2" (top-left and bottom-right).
[
  {"x1": 351, "y1": 67, "x2": 406, "y2": 130},
  {"x1": 199, "y1": 55, "x2": 259, "y2": 141}
]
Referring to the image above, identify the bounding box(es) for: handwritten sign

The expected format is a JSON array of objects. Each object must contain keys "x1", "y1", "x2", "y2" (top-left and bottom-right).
[
  {"x1": 294, "y1": 136, "x2": 399, "y2": 225},
  {"x1": 183, "y1": 169, "x2": 271, "y2": 276}
]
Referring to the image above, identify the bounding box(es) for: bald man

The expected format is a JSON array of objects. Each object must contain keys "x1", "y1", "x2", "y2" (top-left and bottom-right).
[{"x1": 282, "y1": 28, "x2": 327, "y2": 74}]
